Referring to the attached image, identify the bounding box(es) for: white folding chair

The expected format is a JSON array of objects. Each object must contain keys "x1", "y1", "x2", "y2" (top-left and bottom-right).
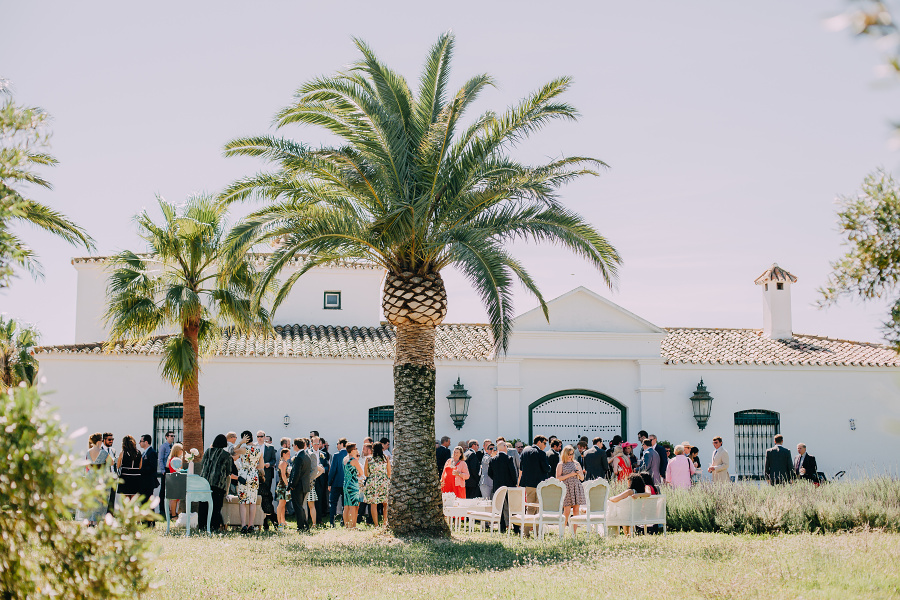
[
  {"x1": 467, "y1": 487, "x2": 507, "y2": 533},
  {"x1": 520, "y1": 478, "x2": 566, "y2": 540},
  {"x1": 507, "y1": 487, "x2": 527, "y2": 537},
  {"x1": 568, "y1": 478, "x2": 609, "y2": 536}
]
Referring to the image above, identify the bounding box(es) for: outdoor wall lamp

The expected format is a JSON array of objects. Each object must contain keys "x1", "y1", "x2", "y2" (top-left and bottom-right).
[
  {"x1": 690, "y1": 379, "x2": 713, "y2": 430},
  {"x1": 447, "y1": 377, "x2": 471, "y2": 430},
  {"x1": 283, "y1": 414, "x2": 290, "y2": 428},
  {"x1": 849, "y1": 418, "x2": 856, "y2": 431}
]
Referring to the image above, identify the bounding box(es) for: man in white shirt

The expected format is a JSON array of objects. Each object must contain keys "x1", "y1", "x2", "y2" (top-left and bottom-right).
[
  {"x1": 707, "y1": 435, "x2": 730, "y2": 482},
  {"x1": 379, "y1": 437, "x2": 393, "y2": 460}
]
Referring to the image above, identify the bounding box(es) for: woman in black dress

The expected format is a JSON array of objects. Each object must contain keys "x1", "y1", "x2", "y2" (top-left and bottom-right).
[{"x1": 117, "y1": 435, "x2": 143, "y2": 500}]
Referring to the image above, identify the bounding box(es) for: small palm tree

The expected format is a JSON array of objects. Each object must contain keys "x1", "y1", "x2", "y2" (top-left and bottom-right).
[
  {"x1": 105, "y1": 195, "x2": 267, "y2": 456},
  {"x1": 0, "y1": 315, "x2": 39, "y2": 392},
  {"x1": 220, "y1": 33, "x2": 621, "y2": 536},
  {"x1": 0, "y1": 89, "x2": 94, "y2": 287}
]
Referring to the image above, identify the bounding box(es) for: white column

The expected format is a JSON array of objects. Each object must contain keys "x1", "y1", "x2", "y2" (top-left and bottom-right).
[
  {"x1": 495, "y1": 359, "x2": 522, "y2": 439},
  {"x1": 636, "y1": 358, "x2": 665, "y2": 437}
]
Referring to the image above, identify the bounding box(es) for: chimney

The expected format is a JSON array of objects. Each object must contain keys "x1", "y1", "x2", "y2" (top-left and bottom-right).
[{"x1": 754, "y1": 263, "x2": 797, "y2": 339}]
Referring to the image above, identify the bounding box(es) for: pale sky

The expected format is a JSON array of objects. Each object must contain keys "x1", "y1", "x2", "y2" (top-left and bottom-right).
[{"x1": 2, "y1": 1, "x2": 897, "y2": 345}]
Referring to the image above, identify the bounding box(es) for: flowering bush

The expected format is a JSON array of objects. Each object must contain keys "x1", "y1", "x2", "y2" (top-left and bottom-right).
[{"x1": 0, "y1": 385, "x2": 158, "y2": 599}]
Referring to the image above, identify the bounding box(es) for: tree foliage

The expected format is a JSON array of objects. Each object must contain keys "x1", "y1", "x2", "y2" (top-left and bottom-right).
[
  {"x1": 0, "y1": 385, "x2": 157, "y2": 599},
  {"x1": 220, "y1": 32, "x2": 621, "y2": 352},
  {"x1": 0, "y1": 82, "x2": 94, "y2": 288},
  {"x1": 0, "y1": 314, "x2": 39, "y2": 392}
]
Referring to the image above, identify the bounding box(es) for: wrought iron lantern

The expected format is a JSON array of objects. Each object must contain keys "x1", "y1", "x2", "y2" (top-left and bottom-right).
[
  {"x1": 690, "y1": 379, "x2": 713, "y2": 430},
  {"x1": 447, "y1": 377, "x2": 471, "y2": 430},
  {"x1": 283, "y1": 414, "x2": 290, "y2": 428}
]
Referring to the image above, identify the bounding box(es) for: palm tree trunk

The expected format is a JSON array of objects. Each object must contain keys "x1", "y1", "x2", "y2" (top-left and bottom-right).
[
  {"x1": 182, "y1": 323, "x2": 203, "y2": 460},
  {"x1": 387, "y1": 323, "x2": 450, "y2": 537}
]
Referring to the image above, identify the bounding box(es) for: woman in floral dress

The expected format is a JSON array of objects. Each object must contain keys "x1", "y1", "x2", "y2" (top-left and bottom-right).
[
  {"x1": 342, "y1": 443, "x2": 363, "y2": 529},
  {"x1": 235, "y1": 430, "x2": 263, "y2": 533},
  {"x1": 364, "y1": 442, "x2": 392, "y2": 527},
  {"x1": 275, "y1": 448, "x2": 292, "y2": 530},
  {"x1": 555, "y1": 445, "x2": 586, "y2": 533}
]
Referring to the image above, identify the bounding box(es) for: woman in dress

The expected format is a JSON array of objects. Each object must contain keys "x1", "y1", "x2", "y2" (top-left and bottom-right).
[
  {"x1": 116, "y1": 435, "x2": 142, "y2": 501},
  {"x1": 665, "y1": 445, "x2": 696, "y2": 490},
  {"x1": 199, "y1": 434, "x2": 233, "y2": 532},
  {"x1": 441, "y1": 446, "x2": 469, "y2": 498},
  {"x1": 612, "y1": 445, "x2": 632, "y2": 481},
  {"x1": 358, "y1": 442, "x2": 373, "y2": 524},
  {"x1": 623, "y1": 442, "x2": 639, "y2": 471},
  {"x1": 689, "y1": 446, "x2": 702, "y2": 485},
  {"x1": 82, "y1": 432, "x2": 109, "y2": 525},
  {"x1": 275, "y1": 448, "x2": 291, "y2": 530},
  {"x1": 555, "y1": 445, "x2": 586, "y2": 532},
  {"x1": 479, "y1": 442, "x2": 495, "y2": 499},
  {"x1": 166, "y1": 443, "x2": 184, "y2": 519},
  {"x1": 306, "y1": 440, "x2": 325, "y2": 528},
  {"x1": 364, "y1": 442, "x2": 391, "y2": 527},
  {"x1": 342, "y1": 443, "x2": 364, "y2": 529},
  {"x1": 235, "y1": 430, "x2": 264, "y2": 533}
]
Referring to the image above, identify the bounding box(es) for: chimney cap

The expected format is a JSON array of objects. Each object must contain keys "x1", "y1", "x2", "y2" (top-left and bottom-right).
[{"x1": 754, "y1": 263, "x2": 797, "y2": 286}]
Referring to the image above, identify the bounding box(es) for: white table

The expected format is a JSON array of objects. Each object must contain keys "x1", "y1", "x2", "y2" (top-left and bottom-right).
[{"x1": 444, "y1": 499, "x2": 491, "y2": 531}]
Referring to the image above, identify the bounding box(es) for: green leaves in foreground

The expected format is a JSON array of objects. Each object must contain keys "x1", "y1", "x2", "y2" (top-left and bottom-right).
[
  {"x1": 0, "y1": 386, "x2": 158, "y2": 599},
  {"x1": 819, "y1": 169, "x2": 900, "y2": 350}
]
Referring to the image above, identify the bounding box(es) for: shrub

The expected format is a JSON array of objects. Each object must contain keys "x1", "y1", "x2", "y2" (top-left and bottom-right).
[
  {"x1": 664, "y1": 478, "x2": 900, "y2": 534},
  {"x1": 0, "y1": 385, "x2": 158, "y2": 599}
]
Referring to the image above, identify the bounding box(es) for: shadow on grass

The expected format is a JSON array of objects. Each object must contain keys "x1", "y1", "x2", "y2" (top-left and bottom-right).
[{"x1": 278, "y1": 536, "x2": 589, "y2": 574}]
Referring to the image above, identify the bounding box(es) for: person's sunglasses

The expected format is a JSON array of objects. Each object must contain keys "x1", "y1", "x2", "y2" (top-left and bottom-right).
[{"x1": 257, "y1": 435, "x2": 265, "y2": 438}]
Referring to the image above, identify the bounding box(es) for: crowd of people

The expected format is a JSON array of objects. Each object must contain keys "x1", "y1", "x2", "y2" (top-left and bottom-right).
[{"x1": 80, "y1": 425, "x2": 817, "y2": 534}]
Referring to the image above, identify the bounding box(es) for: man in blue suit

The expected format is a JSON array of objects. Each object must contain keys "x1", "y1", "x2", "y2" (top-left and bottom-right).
[
  {"x1": 327, "y1": 437, "x2": 348, "y2": 526},
  {"x1": 650, "y1": 434, "x2": 668, "y2": 479}
]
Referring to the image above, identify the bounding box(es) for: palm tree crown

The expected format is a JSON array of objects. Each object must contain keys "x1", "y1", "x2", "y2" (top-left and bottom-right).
[
  {"x1": 0, "y1": 90, "x2": 94, "y2": 287},
  {"x1": 0, "y1": 315, "x2": 39, "y2": 392},
  {"x1": 221, "y1": 32, "x2": 620, "y2": 350},
  {"x1": 105, "y1": 194, "x2": 267, "y2": 454}
]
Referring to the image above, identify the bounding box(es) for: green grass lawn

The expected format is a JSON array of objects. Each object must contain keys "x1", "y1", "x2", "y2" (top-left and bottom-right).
[{"x1": 147, "y1": 526, "x2": 900, "y2": 599}]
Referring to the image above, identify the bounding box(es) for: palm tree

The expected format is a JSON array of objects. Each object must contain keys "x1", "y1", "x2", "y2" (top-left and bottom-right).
[
  {"x1": 220, "y1": 33, "x2": 621, "y2": 536},
  {"x1": 105, "y1": 194, "x2": 267, "y2": 456},
  {"x1": 0, "y1": 315, "x2": 39, "y2": 392},
  {"x1": 0, "y1": 89, "x2": 94, "y2": 287}
]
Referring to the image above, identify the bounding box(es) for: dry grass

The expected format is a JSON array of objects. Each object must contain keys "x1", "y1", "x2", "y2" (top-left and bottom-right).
[{"x1": 147, "y1": 526, "x2": 900, "y2": 599}]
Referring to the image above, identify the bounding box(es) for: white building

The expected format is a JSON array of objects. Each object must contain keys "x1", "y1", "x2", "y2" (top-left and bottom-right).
[{"x1": 37, "y1": 258, "x2": 900, "y2": 479}]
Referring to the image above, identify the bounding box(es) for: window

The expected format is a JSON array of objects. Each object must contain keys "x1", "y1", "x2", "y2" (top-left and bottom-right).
[
  {"x1": 323, "y1": 291, "x2": 341, "y2": 310},
  {"x1": 368, "y1": 405, "x2": 394, "y2": 447},
  {"x1": 153, "y1": 402, "x2": 205, "y2": 447},
  {"x1": 733, "y1": 410, "x2": 780, "y2": 480},
  {"x1": 776, "y1": 282, "x2": 783, "y2": 290}
]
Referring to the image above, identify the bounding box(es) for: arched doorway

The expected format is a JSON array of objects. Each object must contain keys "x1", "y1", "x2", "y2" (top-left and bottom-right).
[{"x1": 528, "y1": 390, "x2": 627, "y2": 446}]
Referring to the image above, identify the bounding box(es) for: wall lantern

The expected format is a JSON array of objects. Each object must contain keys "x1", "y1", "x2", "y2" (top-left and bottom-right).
[
  {"x1": 690, "y1": 379, "x2": 713, "y2": 430},
  {"x1": 283, "y1": 414, "x2": 290, "y2": 428},
  {"x1": 849, "y1": 418, "x2": 856, "y2": 431},
  {"x1": 447, "y1": 377, "x2": 471, "y2": 430}
]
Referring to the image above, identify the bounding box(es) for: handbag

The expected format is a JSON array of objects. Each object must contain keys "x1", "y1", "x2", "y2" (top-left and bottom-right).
[{"x1": 237, "y1": 475, "x2": 247, "y2": 485}]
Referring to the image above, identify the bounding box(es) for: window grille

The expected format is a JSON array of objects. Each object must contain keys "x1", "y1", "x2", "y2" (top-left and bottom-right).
[
  {"x1": 368, "y1": 405, "x2": 394, "y2": 447},
  {"x1": 733, "y1": 409, "x2": 780, "y2": 480},
  {"x1": 153, "y1": 402, "x2": 205, "y2": 447}
]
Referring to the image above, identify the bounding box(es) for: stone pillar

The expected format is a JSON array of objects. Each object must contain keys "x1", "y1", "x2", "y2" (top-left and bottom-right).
[
  {"x1": 495, "y1": 359, "x2": 523, "y2": 440},
  {"x1": 636, "y1": 358, "x2": 665, "y2": 437}
]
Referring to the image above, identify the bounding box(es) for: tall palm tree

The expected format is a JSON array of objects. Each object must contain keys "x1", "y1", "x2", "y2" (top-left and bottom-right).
[
  {"x1": 0, "y1": 315, "x2": 39, "y2": 392},
  {"x1": 220, "y1": 33, "x2": 621, "y2": 536},
  {"x1": 0, "y1": 90, "x2": 94, "y2": 287},
  {"x1": 105, "y1": 194, "x2": 267, "y2": 456}
]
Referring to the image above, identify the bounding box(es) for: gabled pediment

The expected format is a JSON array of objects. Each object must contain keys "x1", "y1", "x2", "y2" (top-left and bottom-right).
[{"x1": 513, "y1": 287, "x2": 665, "y2": 334}]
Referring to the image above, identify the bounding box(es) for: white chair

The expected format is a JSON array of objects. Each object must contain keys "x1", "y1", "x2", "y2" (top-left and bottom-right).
[
  {"x1": 467, "y1": 487, "x2": 507, "y2": 533},
  {"x1": 507, "y1": 487, "x2": 527, "y2": 536},
  {"x1": 633, "y1": 494, "x2": 666, "y2": 535},
  {"x1": 568, "y1": 478, "x2": 609, "y2": 536},
  {"x1": 520, "y1": 478, "x2": 566, "y2": 540}
]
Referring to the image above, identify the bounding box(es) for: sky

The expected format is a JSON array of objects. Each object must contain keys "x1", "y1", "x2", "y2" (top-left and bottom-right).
[{"x1": 2, "y1": 1, "x2": 897, "y2": 345}]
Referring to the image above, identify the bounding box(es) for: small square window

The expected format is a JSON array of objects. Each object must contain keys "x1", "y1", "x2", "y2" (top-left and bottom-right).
[
  {"x1": 324, "y1": 291, "x2": 341, "y2": 310},
  {"x1": 764, "y1": 283, "x2": 768, "y2": 291},
  {"x1": 776, "y1": 282, "x2": 783, "y2": 290}
]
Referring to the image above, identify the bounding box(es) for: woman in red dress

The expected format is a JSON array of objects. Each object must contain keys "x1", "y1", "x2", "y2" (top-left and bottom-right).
[
  {"x1": 440, "y1": 446, "x2": 470, "y2": 498},
  {"x1": 612, "y1": 445, "x2": 632, "y2": 481}
]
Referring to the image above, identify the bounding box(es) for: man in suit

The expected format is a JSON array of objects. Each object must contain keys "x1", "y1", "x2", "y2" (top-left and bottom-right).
[
  {"x1": 641, "y1": 438, "x2": 661, "y2": 485},
  {"x1": 104, "y1": 432, "x2": 118, "y2": 514},
  {"x1": 795, "y1": 443, "x2": 818, "y2": 484},
  {"x1": 256, "y1": 430, "x2": 278, "y2": 531},
  {"x1": 764, "y1": 434, "x2": 794, "y2": 485},
  {"x1": 157, "y1": 431, "x2": 174, "y2": 514},
  {"x1": 288, "y1": 438, "x2": 312, "y2": 531},
  {"x1": 436, "y1": 436, "x2": 452, "y2": 476},
  {"x1": 546, "y1": 439, "x2": 562, "y2": 475},
  {"x1": 327, "y1": 437, "x2": 348, "y2": 526},
  {"x1": 488, "y1": 441, "x2": 518, "y2": 533},
  {"x1": 463, "y1": 440, "x2": 482, "y2": 499},
  {"x1": 650, "y1": 434, "x2": 668, "y2": 480},
  {"x1": 707, "y1": 435, "x2": 730, "y2": 483},
  {"x1": 582, "y1": 437, "x2": 607, "y2": 480},
  {"x1": 637, "y1": 430, "x2": 649, "y2": 460},
  {"x1": 518, "y1": 435, "x2": 551, "y2": 535},
  {"x1": 138, "y1": 434, "x2": 159, "y2": 526}
]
